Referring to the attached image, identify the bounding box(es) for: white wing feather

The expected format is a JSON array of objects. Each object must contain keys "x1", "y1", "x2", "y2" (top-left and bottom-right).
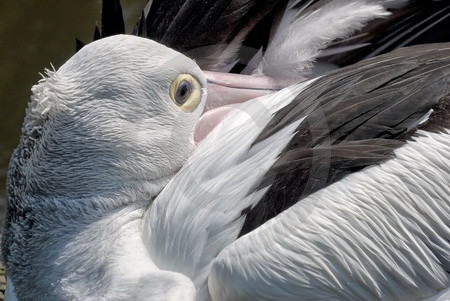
[
  {"x1": 252, "y1": 0, "x2": 391, "y2": 79},
  {"x1": 208, "y1": 129, "x2": 450, "y2": 300}
]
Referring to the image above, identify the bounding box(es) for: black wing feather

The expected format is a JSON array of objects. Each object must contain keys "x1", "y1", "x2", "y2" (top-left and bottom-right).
[
  {"x1": 139, "y1": 0, "x2": 286, "y2": 69},
  {"x1": 325, "y1": 1, "x2": 450, "y2": 67},
  {"x1": 76, "y1": 0, "x2": 125, "y2": 51},
  {"x1": 100, "y1": 0, "x2": 125, "y2": 38},
  {"x1": 239, "y1": 43, "x2": 450, "y2": 237}
]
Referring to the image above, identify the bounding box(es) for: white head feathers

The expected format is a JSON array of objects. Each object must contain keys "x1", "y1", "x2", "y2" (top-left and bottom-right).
[{"x1": 17, "y1": 35, "x2": 207, "y2": 201}]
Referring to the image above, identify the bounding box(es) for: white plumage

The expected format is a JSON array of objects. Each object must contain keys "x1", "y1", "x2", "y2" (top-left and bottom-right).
[
  {"x1": 252, "y1": 0, "x2": 390, "y2": 79},
  {"x1": 208, "y1": 129, "x2": 450, "y2": 300},
  {"x1": 2, "y1": 0, "x2": 450, "y2": 300},
  {"x1": 145, "y1": 82, "x2": 312, "y2": 299}
]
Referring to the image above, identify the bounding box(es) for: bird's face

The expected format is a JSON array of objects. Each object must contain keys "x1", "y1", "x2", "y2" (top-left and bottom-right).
[
  {"x1": 17, "y1": 35, "x2": 207, "y2": 199},
  {"x1": 16, "y1": 34, "x2": 275, "y2": 201}
]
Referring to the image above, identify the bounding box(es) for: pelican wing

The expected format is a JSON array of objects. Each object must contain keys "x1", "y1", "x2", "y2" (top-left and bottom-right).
[
  {"x1": 145, "y1": 43, "x2": 450, "y2": 300},
  {"x1": 134, "y1": 0, "x2": 450, "y2": 79},
  {"x1": 241, "y1": 42, "x2": 450, "y2": 236},
  {"x1": 83, "y1": 1, "x2": 450, "y2": 77},
  {"x1": 324, "y1": 1, "x2": 450, "y2": 67},
  {"x1": 133, "y1": 0, "x2": 286, "y2": 70},
  {"x1": 208, "y1": 44, "x2": 450, "y2": 300}
]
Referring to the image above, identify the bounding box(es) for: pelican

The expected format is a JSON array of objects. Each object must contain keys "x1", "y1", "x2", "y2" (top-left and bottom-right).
[{"x1": 2, "y1": 0, "x2": 450, "y2": 300}]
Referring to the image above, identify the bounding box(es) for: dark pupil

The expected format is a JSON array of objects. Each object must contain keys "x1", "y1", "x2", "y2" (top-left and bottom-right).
[{"x1": 175, "y1": 80, "x2": 192, "y2": 104}]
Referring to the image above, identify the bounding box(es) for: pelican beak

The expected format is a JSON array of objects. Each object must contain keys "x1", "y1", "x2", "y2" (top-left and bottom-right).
[
  {"x1": 194, "y1": 71, "x2": 291, "y2": 143},
  {"x1": 203, "y1": 71, "x2": 286, "y2": 111}
]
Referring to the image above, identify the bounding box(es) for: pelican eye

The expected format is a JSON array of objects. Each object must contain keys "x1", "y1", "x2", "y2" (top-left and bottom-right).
[
  {"x1": 170, "y1": 74, "x2": 201, "y2": 112},
  {"x1": 175, "y1": 80, "x2": 192, "y2": 104}
]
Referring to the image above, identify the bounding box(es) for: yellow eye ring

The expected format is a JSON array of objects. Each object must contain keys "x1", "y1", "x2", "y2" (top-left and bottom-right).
[{"x1": 169, "y1": 74, "x2": 201, "y2": 112}]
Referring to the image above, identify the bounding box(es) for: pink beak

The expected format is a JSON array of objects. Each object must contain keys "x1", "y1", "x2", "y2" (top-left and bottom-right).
[{"x1": 194, "y1": 71, "x2": 291, "y2": 142}]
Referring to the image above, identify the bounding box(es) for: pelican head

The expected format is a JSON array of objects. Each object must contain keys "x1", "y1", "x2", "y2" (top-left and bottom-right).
[
  {"x1": 3, "y1": 35, "x2": 207, "y2": 300},
  {"x1": 10, "y1": 34, "x2": 207, "y2": 201}
]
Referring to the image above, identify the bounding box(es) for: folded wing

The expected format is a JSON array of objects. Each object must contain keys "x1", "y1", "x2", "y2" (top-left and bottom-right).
[
  {"x1": 145, "y1": 43, "x2": 450, "y2": 300},
  {"x1": 209, "y1": 44, "x2": 450, "y2": 300}
]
